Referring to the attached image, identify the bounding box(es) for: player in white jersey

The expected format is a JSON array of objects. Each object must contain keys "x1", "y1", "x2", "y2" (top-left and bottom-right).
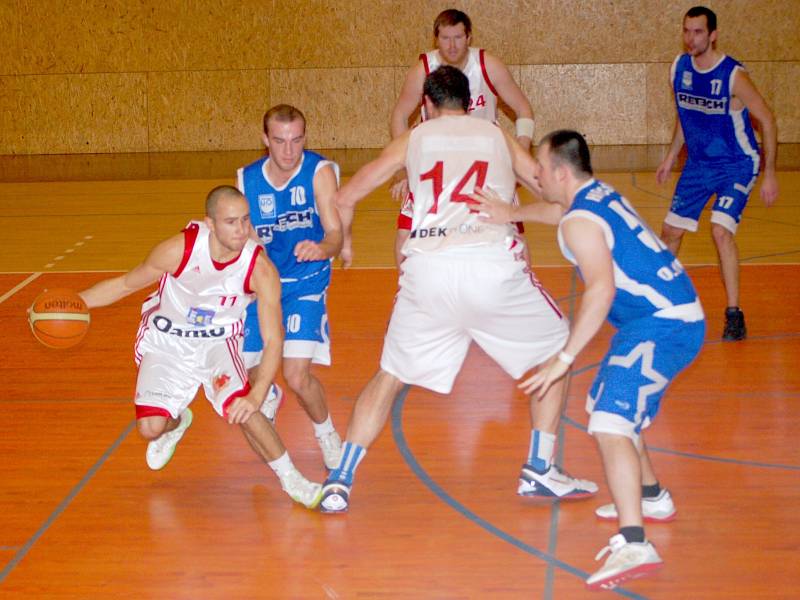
[
  {"x1": 380, "y1": 8, "x2": 535, "y2": 268},
  {"x1": 79, "y1": 186, "x2": 323, "y2": 508},
  {"x1": 319, "y1": 66, "x2": 597, "y2": 514}
]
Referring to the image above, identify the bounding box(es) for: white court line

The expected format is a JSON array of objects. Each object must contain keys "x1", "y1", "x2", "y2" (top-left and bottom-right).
[{"x1": 0, "y1": 272, "x2": 42, "y2": 305}]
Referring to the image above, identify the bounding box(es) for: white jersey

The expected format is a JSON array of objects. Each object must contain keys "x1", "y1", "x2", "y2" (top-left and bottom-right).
[
  {"x1": 403, "y1": 115, "x2": 517, "y2": 256},
  {"x1": 135, "y1": 221, "x2": 261, "y2": 359},
  {"x1": 421, "y1": 48, "x2": 498, "y2": 122}
]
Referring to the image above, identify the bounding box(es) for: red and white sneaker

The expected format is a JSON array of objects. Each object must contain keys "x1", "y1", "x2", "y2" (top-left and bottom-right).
[{"x1": 585, "y1": 534, "x2": 662, "y2": 591}]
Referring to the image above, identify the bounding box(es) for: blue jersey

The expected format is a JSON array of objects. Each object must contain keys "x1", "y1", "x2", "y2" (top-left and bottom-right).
[
  {"x1": 558, "y1": 179, "x2": 703, "y2": 329},
  {"x1": 672, "y1": 53, "x2": 759, "y2": 171},
  {"x1": 238, "y1": 150, "x2": 333, "y2": 282}
]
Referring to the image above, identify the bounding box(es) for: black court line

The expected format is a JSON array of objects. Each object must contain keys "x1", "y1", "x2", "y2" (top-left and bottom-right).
[
  {"x1": 542, "y1": 265, "x2": 581, "y2": 599},
  {"x1": 0, "y1": 419, "x2": 136, "y2": 584},
  {"x1": 391, "y1": 388, "x2": 649, "y2": 599}
]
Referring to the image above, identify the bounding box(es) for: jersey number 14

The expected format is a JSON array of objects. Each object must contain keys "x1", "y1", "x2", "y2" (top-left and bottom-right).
[{"x1": 419, "y1": 160, "x2": 488, "y2": 215}]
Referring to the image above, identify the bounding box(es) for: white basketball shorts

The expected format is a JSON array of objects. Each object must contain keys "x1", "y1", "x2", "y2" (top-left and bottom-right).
[
  {"x1": 134, "y1": 330, "x2": 249, "y2": 419},
  {"x1": 380, "y1": 245, "x2": 568, "y2": 394}
]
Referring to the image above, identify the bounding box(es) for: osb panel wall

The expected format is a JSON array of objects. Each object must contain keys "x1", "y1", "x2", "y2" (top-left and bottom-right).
[{"x1": 1, "y1": 0, "x2": 798, "y2": 154}]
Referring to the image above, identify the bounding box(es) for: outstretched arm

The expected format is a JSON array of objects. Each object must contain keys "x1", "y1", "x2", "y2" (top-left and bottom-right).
[
  {"x1": 469, "y1": 130, "x2": 563, "y2": 225},
  {"x1": 733, "y1": 69, "x2": 778, "y2": 205},
  {"x1": 79, "y1": 233, "x2": 183, "y2": 308},
  {"x1": 335, "y1": 133, "x2": 410, "y2": 268}
]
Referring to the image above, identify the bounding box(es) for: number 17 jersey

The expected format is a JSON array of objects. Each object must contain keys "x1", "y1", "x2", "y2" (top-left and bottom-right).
[{"x1": 403, "y1": 114, "x2": 517, "y2": 256}]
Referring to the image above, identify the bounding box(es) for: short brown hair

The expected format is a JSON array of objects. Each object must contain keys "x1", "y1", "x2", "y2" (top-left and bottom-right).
[
  {"x1": 433, "y1": 9, "x2": 471, "y2": 37},
  {"x1": 263, "y1": 104, "x2": 306, "y2": 135}
]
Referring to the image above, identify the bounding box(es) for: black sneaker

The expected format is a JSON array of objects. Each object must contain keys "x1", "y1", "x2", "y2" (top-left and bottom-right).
[{"x1": 722, "y1": 307, "x2": 746, "y2": 341}]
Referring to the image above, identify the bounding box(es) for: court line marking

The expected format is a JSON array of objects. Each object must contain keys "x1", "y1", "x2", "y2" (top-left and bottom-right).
[
  {"x1": 0, "y1": 273, "x2": 41, "y2": 305},
  {"x1": 391, "y1": 388, "x2": 648, "y2": 600},
  {"x1": 0, "y1": 419, "x2": 136, "y2": 584},
  {"x1": 543, "y1": 266, "x2": 580, "y2": 599}
]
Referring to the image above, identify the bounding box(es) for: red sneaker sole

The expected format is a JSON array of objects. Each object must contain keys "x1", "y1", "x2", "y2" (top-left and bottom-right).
[{"x1": 586, "y1": 561, "x2": 663, "y2": 591}]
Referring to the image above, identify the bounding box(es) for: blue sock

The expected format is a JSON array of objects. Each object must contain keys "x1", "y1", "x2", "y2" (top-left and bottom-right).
[
  {"x1": 326, "y1": 441, "x2": 366, "y2": 487},
  {"x1": 527, "y1": 430, "x2": 555, "y2": 473}
]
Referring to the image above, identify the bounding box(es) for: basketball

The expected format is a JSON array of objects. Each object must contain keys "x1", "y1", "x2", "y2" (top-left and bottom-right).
[{"x1": 28, "y1": 288, "x2": 91, "y2": 349}]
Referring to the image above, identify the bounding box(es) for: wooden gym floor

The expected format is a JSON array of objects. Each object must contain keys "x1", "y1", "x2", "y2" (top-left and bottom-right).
[{"x1": 0, "y1": 152, "x2": 798, "y2": 598}]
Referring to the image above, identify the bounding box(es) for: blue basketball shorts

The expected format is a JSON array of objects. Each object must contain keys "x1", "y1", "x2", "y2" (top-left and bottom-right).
[
  {"x1": 586, "y1": 318, "x2": 705, "y2": 441},
  {"x1": 665, "y1": 159, "x2": 758, "y2": 234},
  {"x1": 243, "y1": 268, "x2": 331, "y2": 367}
]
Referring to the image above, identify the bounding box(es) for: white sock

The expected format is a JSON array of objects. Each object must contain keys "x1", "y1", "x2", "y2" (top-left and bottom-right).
[
  {"x1": 268, "y1": 451, "x2": 295, "y2": 478},
  {"x1": 313, "y1": 414, "x2": 335, "y2": 438}
]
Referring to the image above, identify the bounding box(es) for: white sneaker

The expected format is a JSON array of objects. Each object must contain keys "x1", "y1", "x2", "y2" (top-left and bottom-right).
[
  {"x1": 317, "y1": 430, "x2": 343, "y2": 470},
  {"x1": 517, "y1": 464, "x2": 599, "y2": 499},
  {"x1": 260, "y1": 384, "x2": 284, "y2": 425},
  {"x1": 595, "y1": 488, "x2": 676, "y2": 523},
  {"x1": 146, "y1": 408, "x2": 193, "y2": 470},
  {"x1": 279, "y1": 468, "x2": 323, "y2": 509},
  {"x1": 586, "y1": 533, "x2": 662, "y2": 590}
]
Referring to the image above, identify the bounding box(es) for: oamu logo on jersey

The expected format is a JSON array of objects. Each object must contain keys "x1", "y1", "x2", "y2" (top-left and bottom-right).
[
  {"x1": 681, "y1": 70, "x2": 692, "y2": 90},
  {"x1": 259, "y1": 194, "x2": 276, "y2": 219}
]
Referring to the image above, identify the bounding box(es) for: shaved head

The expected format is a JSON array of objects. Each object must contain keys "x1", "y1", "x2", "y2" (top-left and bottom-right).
[{"x1": 205, "y1": 185, "x2": 246, "y2": 218}]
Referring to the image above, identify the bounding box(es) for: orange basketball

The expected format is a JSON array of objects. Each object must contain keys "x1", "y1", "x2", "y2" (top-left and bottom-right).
[{"x1": 28, "y1": 288, "x2": 91, "y2": 349}]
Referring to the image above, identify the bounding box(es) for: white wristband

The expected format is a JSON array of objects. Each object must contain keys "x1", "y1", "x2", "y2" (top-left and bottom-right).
[
  {"x1": 515, "y1": 117, "x2": 535, "y2": 140},
  {"x1": 558, "y1": 350, "x2": 575, "y2": 366}
]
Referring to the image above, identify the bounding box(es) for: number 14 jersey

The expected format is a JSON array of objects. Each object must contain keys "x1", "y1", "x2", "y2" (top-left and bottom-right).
[{"x1": 403, "y1": 114, "x2": 517, "y2": 256}]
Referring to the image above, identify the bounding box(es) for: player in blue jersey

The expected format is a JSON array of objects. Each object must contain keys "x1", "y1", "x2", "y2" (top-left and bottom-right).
[
  {"x1": 656, "y1": 5, "x2": 778, "y2": 341},
  {"x1": 474, "y1": 130, "x2": 705, "y2": 590},
  {"x1": 237, "y1": 104, "x2": 344, "y2": 469}
]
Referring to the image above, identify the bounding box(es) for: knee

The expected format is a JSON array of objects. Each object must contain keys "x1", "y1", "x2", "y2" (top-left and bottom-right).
[
  {"x1": 283, "y1": 365, "x2": 309, "y2": 394},
  {"x1": 660, "y1": 223, "x2": 684, "y2": 245},
  {"x1": 137, "y1": 417, "x2": 167, "y2": 440},
  {"x1": 710, "y1": 223, "x2": 734, "y2": 246}
]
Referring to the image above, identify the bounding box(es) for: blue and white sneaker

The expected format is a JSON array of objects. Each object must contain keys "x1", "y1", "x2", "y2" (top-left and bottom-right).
[
  {"x1": 319, "y1": 481, "x2": 351, "y2": 514},
  {"x1": 518, "y1": 463, "x2": 598, "y2": 499}
]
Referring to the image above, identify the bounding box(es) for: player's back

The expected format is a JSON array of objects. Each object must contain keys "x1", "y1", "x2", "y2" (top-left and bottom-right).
[
  {"x1": 404, "y1": 115, "x2": 517, "y2": 256},
  {"x1": 559, "y1": 180, "x2": 703, "y2": 329}
]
